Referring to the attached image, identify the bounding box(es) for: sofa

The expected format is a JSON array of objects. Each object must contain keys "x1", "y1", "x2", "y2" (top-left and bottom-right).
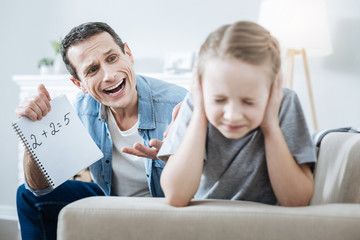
[{"x1": 57, "y1": 132, "x2": 360, "y2": 240}]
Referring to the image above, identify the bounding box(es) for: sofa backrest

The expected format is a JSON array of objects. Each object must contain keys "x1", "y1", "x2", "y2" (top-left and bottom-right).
[{"x1": 310, "y1": 132, "x2": 360, "y2": 205}]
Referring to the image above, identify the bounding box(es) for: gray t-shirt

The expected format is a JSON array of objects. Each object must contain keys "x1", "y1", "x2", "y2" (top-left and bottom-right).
[{"x1": 158, "y1": 88, "x2": 317, "y2": 205}]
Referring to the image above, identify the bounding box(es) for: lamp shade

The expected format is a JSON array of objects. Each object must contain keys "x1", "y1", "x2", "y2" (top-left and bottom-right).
[{"x1": 258, "y1": 0, "x2": 332, "y2": 56}]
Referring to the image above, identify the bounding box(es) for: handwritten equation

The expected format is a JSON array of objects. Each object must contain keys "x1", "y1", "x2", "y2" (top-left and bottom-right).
[{"x1": 29, "y1": 112, "x2": 71, "y2": 149}]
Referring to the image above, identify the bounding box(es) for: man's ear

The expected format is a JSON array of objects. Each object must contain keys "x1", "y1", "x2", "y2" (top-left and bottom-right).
[
  {"x1": 70, "y1": 77, "x2": 88, "y2": 93},
  {"x1": 123, "y1": 43, "x2": 134, "y2": 64}
]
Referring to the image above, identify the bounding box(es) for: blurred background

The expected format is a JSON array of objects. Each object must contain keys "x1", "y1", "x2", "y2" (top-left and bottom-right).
[{"x1": 1, "y1": 0, "x2": 359, "y2": 220}]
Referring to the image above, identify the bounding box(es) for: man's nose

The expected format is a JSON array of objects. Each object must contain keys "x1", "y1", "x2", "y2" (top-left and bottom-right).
[{"x1": 103, "y1": 67, "x2": 116, "y2": 82}]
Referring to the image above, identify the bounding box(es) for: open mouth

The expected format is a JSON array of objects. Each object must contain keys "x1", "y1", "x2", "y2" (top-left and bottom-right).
[{"x1": 103, "y1": 78, "x2": 126, "y2": 95}]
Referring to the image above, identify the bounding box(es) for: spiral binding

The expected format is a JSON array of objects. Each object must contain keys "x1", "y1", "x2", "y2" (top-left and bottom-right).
[{"x1": 12, "y1": 122, "x2": 55, "y2": 189}]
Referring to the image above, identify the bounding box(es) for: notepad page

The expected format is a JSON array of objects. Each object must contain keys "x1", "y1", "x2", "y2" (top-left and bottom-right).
[{"x1": 14, "y1": 95, "x2": 104, "y2": 188}]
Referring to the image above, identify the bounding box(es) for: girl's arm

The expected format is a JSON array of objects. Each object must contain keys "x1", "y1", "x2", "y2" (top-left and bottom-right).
[
  {"x1": 261, "y1": 73, "x2": 314, "y2": 206},
  {"x1": 160, "y1": 111, "x2": 207, "y2": 207},
  {"x1": 263, "y1": 126, "x2": 314, "y2": 206},
  {"x1": 160, "y1": 72, "x2": 208, "y2": 207}
]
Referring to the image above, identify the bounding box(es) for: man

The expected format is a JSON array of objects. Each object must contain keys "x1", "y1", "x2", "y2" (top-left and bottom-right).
[{"x1": 16, "y1": 22, "x2": 187, "y2": 239}]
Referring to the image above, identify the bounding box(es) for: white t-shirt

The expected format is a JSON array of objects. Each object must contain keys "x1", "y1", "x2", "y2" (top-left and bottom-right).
[{"x1": 107, "y1": 109, "x2": 151, "y2": 197}]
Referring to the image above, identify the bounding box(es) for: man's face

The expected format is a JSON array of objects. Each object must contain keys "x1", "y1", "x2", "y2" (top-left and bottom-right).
[
  {"x1": 67, "y1": 32, "x2": 137, "y2": 112},
  {"x1": 202, "y1": 58, "x2": 271, "y2": 139}
]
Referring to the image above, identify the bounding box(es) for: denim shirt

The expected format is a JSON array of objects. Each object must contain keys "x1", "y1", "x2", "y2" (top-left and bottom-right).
[{"x1": 25, "y1": 75, "x2": 187, "y2": 197}]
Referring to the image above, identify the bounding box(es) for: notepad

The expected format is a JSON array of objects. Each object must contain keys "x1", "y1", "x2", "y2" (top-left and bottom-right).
[{"x1": 12, "y1": 95, "x2": 103, "y2": 189}]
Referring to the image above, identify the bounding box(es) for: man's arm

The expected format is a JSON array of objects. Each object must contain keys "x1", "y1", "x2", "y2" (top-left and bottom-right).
[
  {"x1": 16, "y1": 84, "x2": 52, "y2": 190},
  {"x1": 23, "y1": 152, "x2": 49, "y2": 190}
]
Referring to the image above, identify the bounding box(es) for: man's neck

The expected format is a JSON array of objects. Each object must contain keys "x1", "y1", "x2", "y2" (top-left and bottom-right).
[{"x1": 110, "y1": 92, "x2": 139, "y2": 131}]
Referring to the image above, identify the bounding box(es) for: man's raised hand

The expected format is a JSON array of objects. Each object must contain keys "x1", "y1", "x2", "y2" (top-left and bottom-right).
[{"x1": 15, "y1": 84, "x2": 51, "y2": 121}]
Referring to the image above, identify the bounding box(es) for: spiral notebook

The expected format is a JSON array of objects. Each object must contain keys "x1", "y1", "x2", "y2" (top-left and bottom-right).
[{"x1": 12, "y1": 95, "x2": 103, "y2": 189}]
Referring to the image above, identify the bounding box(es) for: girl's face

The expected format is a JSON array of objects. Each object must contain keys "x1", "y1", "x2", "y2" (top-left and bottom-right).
[{"x1": 202, "y1": 57, "x2": 271, "y2": 139}]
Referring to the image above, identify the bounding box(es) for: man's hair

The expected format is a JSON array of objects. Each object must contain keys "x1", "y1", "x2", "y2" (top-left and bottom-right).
[
  {"x1": 197, "y1": 21, "x2": 281, "y2": 86},
  {"x1": 61, "y1": 22, "x2": 125, "y2": 80}
]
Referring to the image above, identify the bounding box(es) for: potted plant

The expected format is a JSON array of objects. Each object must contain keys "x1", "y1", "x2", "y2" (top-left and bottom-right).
[{"x1": 38, "y1": 57, "x2": 54, "y2": 75}]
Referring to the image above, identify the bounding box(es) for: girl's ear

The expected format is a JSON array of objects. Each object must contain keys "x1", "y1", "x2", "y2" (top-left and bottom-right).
[
  {"x1": 70, "y1": 77, "x2": 88, "y2": 93},
  {"x1": 274, "y1": 70, "x2": 283, "y2": 88},
  {"x1": 269, "y1": 69, "x2": 283, "y2": 90}
]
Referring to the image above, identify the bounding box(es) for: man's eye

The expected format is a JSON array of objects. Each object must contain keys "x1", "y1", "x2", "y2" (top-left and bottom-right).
[
  {"x1": 108, "y1": 55, "x2": 117, "y2": 62},
  {"x1": 88, "y1": 66, "x2": 98, "y2": 75}
]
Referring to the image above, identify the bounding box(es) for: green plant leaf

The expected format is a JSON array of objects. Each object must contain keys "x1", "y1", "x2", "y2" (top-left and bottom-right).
[
  {"x1": 38, "y1": 58, "x2": 54, "y2": 68},
  {"x1": 50, "y1": 37, "x2": 62, "y2": 55}
]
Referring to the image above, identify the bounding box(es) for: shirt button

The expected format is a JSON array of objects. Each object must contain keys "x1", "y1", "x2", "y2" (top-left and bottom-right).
[
  {"x1": 105, "y1": 160, "x2": 110, "y2": 164},
  {"x1": 105, "y1": 181, "x2": 109, "y2": 184},
  {"x1": 146, "y1": 174, "x2": 149, "y2": 178},
  {"x1": 138, "y1": 129, "x2": 142, "y2": 132}
]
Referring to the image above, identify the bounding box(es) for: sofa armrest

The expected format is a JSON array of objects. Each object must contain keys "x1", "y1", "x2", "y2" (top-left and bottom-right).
[
  {"x1": 58, "y1": 196, "x2": 360, "y2": 240},
  {"x1": 311, "y1": 132, "x2": 360, "y2": 205}
]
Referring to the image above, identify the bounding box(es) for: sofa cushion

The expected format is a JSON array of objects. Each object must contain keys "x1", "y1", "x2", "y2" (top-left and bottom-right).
[{"x1": 58, "y1": 196, "x2": 360, "y2": 240}]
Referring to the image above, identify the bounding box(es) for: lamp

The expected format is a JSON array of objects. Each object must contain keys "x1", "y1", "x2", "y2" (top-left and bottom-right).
[{"x1": 258, "y1": 0, "x2": 332, "y2": 130}]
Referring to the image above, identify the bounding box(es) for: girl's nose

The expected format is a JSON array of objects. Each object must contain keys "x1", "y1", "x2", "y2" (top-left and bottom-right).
[{"x1": 223, "y1": 102, "x2": 243, "y2": 122}]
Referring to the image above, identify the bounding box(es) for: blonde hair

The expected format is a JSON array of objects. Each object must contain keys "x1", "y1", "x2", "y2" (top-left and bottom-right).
[{"x1": 197, "y1": 21, "x2": 281, "y2": 85}]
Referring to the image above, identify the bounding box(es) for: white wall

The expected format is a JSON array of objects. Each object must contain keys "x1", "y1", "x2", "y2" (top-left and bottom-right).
[{"x1": 1, "y1": 0, "x2": 359, "y2": 215}]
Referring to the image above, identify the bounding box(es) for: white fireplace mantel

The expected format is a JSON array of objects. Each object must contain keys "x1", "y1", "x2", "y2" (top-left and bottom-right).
[{"x1": 13, "y1": 74, "x2": 81, "y2": 103}]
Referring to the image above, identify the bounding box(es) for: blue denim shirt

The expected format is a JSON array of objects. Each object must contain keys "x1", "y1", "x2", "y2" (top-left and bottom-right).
[{"x1": 26, "y1": 75, "x2": 187, "y2": 197}]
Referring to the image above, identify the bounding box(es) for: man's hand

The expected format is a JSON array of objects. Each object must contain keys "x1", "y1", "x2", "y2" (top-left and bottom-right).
[
  {"x1": 15, "y1": 84, "x2": 51, "y2": 121},
  {"x1": 121, "y1": 102, "x2": 182, "y2": 160},
  {"x1": 121, "y1": 139, "x2": 163, "y2": 159},
  {"x1": 260, "y1": 72, "x2": 283, "y2": 132}
]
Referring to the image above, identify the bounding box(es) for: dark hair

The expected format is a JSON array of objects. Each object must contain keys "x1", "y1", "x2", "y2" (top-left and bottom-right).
[
  {"x1": 198, "y1": 21, "x2": 281, "y2": 86},
  {"x1": 61, "y1": 22, "x2": 125, "y2": 80}
]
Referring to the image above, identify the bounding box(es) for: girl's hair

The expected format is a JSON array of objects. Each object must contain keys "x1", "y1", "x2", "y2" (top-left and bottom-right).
[{"x1": 197, "y1": 21, "x2": 281, "y2": 85}]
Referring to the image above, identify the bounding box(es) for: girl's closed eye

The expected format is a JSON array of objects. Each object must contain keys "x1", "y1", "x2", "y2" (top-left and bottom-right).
[
  {"x1": 243, "y1": 100, "x2": 254, "y2": 106},
  {"x1": 214, "y1": 97, "x2": 227, "y2": 103}
]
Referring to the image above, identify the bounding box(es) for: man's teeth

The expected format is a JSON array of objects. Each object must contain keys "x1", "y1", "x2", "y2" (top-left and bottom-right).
[{"x1": 105, "y1": 80, "x2": 124, "y2": 91}]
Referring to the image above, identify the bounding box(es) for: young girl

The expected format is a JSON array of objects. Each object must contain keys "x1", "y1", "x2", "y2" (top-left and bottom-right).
[{"x1": 157, "y1": 21, "x2": 316, "y2": 207}]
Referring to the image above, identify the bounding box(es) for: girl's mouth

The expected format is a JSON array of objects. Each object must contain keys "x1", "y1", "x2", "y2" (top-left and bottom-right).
[{"x1": 224, "y1": 124, "x2": 245, "y2": 130}]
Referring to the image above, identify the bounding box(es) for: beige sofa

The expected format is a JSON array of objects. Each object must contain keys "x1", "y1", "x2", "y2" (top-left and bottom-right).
[{"x1": 57, "y1": 132, "x2": 360, "y2": 240}]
